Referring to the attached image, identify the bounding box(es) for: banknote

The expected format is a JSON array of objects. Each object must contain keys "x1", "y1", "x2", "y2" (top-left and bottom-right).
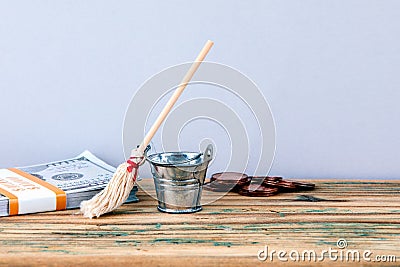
[{"x1": 0, "y1": 151, "x2": 138, "y2": 216}]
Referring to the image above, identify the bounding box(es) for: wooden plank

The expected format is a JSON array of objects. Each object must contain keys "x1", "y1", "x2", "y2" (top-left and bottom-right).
[{"x1": 0, "y1": 179, "x2": 399, "y2": 266}]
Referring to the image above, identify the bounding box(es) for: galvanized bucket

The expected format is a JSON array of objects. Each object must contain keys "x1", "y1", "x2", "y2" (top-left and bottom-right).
[{"x1": 146, "y1": 144, "x2": 213, "y2": 213}]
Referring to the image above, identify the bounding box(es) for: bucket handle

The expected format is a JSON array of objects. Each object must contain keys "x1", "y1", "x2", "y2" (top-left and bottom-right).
[
  {"x1": 203, "y1": 144, "x2": 213, "y2": 163},
  {"x1": 192, "y1": 144, "x2": 213, "y2": 182}
]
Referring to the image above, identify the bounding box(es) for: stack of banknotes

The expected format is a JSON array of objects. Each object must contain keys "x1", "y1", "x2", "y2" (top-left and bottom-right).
[{"x1": 0, "y1": 151, "x2": 138, "y2": 216}]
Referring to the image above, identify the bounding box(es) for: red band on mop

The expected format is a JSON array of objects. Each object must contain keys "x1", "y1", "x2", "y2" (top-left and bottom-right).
[{"x1": 126, "y1": 157, "x2": 141, "y2": 173}]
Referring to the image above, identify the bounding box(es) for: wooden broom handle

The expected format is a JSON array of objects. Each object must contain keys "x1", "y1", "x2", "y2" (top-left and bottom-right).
[{"x1": 137, "y1": 40, "x2": 214, "y2": 154}]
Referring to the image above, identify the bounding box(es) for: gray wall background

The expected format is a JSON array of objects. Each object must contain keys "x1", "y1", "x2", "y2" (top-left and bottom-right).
[{"x1": 1, "y1": 0, "x2": 399, "y2": 179}]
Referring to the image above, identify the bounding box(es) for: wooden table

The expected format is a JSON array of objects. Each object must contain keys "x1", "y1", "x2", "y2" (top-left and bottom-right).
[{"x1": 0, "y1": 179, "x2": 399, "y2": 266}]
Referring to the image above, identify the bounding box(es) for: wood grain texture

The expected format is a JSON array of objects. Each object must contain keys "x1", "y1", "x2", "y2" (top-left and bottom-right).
[{"x1": 0, "y1": 179, "x2": 399, "y2": 266}]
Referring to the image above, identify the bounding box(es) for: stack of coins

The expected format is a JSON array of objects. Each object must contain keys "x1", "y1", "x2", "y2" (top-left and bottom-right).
[
  {"x1": 261, "y1": 177, "x2": 315, "y2": 192},
  {"x1": 237, "y1": 183, "x2": 279, "y2": 197},
  {"x1": 204, "y1": 172, "x2": 315, "y2": 197},
  {"x1": 203, "y1": 172, "x2": 250, "y2": 192}
]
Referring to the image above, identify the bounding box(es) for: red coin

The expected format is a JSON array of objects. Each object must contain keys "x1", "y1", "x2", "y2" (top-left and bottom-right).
[
  {"x1": 285, "y1": 180, "x2": 315, "y2": 190},
  {"x1": 238, "y1": 184, "x2": 279, "y2": 197},
  {"x1": 211, "y1": 172, "x2": 248, "y2": 183},
  {"x1": 203, "y1": 182, "x2": 235, "y2": 192}
]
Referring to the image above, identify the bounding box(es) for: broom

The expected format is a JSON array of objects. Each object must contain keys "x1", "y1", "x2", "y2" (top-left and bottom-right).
[{"x1": 80, "y1": 40, "x2": 214, "y2": 218}]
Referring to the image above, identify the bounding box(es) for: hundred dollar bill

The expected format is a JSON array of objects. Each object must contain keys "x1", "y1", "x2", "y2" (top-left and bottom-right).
[{"x1": 0, "y1": 151, "x2": 138, "y2": 216}]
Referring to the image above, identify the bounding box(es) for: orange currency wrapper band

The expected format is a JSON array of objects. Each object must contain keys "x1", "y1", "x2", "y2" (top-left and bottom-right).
[
  {"x1": 79, "y1": 40, "x2": 214, "y2": 218},
  {"x1": 0, "y1": 168, "x2": 67, "y2": 216}
]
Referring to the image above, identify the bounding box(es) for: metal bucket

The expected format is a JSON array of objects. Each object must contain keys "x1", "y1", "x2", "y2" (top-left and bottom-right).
[{"x1": 146, "y1": 144, "x2": 213, "y2": 213}]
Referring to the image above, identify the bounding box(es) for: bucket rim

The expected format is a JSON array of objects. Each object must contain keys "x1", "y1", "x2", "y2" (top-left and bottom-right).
[{"x1": 145, "y1": 151, "x2": 204, "y2": 167}]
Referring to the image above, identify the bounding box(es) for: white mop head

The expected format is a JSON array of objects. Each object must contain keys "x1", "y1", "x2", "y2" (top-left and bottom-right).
[{"x1": 80, "y1": 149, "x2": 144, "y2": 218}]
